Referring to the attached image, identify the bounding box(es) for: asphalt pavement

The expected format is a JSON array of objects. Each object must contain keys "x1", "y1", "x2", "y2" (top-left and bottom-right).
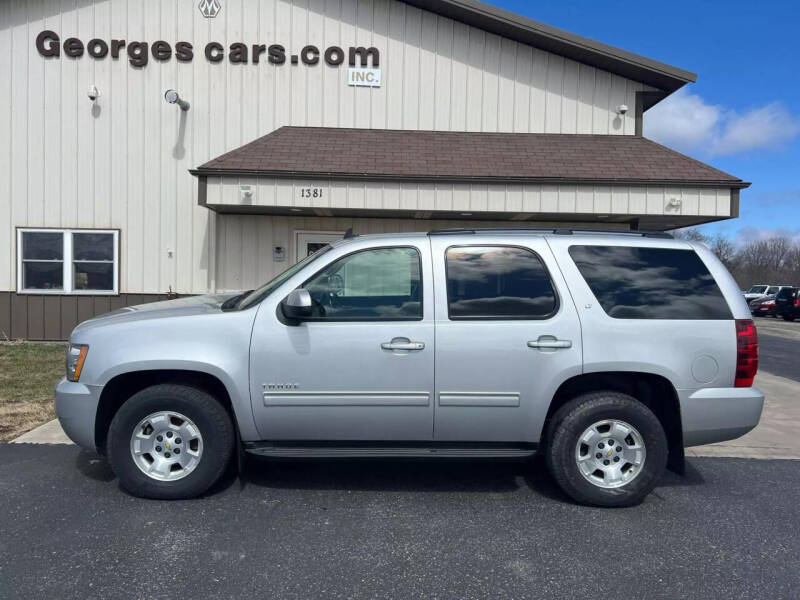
[
  {"x1": 754, "y1": 317, "x2": 800, "y2": 382},
  {"x1": 1, "y1": 443, "x2": 798, "y2": 600},
  {"x1": 759, "y1": 333, "x2": 799, "y2": 382}
]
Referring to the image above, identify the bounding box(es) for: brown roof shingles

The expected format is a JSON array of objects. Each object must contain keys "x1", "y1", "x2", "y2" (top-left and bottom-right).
[{"x1": 193, "y1": 127, "x2": 747, "y2": 186}]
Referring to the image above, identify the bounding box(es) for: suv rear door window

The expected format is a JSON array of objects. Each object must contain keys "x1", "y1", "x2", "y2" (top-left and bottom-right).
[
  {"x1": 568, "y1": 245, "x2": 732, "y2": 319},
  {"x1": 445, "y1": 246, "x2": 557, "y2": 319}
]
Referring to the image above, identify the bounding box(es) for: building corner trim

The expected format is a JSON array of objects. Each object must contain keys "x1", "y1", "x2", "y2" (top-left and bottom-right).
[
  {"x1": 198, "y1": 176, "x2": 208, "y2": 206},
  {"x1": 635, "y1": 90, "x2": 666, "y2": 137}
]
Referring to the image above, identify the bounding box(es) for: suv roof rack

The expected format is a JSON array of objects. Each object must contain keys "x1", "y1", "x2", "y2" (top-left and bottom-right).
[{"x1": 427, "y1": 227, "x2": 674, "y2": 239}]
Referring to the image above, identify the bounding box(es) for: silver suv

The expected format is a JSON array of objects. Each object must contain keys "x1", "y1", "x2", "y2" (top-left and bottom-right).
[{"x1": 55, "y1": 229, "x2": 764, "y2": 507}]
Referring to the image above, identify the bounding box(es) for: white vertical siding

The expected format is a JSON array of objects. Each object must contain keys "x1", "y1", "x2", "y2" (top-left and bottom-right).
[
  {"x1": 214, "y1": 214, "x2": 632, "y2": 291},
  {"x1": 206, "y1": 176, "x2": 735, "y2": 219},
  {"x1": 0, "y1": 1, "x2": 12, "y2": 291},
  {"x1": 0, "y1": 0, "x2": 679, "y2": 294}
]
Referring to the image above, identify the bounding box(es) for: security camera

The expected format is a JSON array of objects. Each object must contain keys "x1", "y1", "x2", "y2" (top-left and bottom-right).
[
  {"x1": 617, "y1": 104, "x2": 629, "y2": 115},
  {"x1": 87, "y1": 85, "x2": 100, "y2": 102},
  {"x1": 164, "y1": 89, "x2": 190, "y2": 111}
]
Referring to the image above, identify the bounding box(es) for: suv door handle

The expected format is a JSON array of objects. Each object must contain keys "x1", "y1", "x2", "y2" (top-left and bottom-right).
[
  {"x1": 527, "y1": 338, "x2": 572, "y2": 349},
  {"x1": 381, "y1": 341, "x2": 425, "y2": 351}
]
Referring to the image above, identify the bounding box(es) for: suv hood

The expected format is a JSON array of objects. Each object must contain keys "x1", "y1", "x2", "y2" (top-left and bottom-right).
[{"x1": 72, "y1": 293, "x2": 240, "y2": 333}]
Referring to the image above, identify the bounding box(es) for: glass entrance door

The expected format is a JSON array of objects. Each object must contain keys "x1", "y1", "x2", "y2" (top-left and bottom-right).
[{"x1": 295, "y1": 231, "x2": 344, "y2": 262}]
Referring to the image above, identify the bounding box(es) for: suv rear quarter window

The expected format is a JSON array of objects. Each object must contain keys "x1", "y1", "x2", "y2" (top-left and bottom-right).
[{"x1": 568, "y1": 245, "x2": 732, "y2": 320}]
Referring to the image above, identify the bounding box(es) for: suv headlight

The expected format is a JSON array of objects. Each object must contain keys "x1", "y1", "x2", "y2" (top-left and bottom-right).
[{"x1": 66, "y1": 344, "x2": 89, "y2": 382}]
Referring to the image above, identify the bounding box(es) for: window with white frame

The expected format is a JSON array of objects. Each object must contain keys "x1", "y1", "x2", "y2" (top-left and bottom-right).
[{"x1": 17, "y1": 229, "x2": 119, "y2": 294}]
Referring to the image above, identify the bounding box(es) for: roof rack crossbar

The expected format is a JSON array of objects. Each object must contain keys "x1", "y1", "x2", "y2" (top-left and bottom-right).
[{"x1": 427, "y1": 227, "x2": 673, "y2": 239}]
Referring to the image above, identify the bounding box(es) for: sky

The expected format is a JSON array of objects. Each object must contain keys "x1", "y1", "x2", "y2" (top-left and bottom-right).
[{"x1": 493, "y1": 0, "x2": 800, "y2": 244}]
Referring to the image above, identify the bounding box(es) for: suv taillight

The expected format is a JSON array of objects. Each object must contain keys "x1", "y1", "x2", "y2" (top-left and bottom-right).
[
  {"x1": 735, "y1": 319, "x2": 758, "y2": 387},
  {"x1": 794, "y1": 299, "x2": 800, "y2": 307}
]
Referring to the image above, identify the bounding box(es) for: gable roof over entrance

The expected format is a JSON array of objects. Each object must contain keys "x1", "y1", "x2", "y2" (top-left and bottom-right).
[
  {"x1": 401, "y1": 0, "x2": 697, "y2": 95},
  {"x1": 192, "y1": 127, "x2": 748, "y2": 189}
]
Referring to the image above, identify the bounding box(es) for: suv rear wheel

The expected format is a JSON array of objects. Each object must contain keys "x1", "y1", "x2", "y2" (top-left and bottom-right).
[
  {"x1": 107, "y1": 384, "x2": 235, "y2": 500},
  {"x1": 545, "y1": 391, "x2": 668, "y2": 507}
]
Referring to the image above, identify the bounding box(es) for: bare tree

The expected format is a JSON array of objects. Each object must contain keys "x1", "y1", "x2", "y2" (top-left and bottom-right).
[
  {"x1": 673, "y1": 228, "x2": 708, "y2": 242},
  {"x1": 711, "y1": 236, "x2": 737, "y2": 270},
  {"x1": 670, "y1": 228, "x2": 800, "y2": 288},
  {"x1": 736, "y1": 237, "x2": 799, "y2": 286}
]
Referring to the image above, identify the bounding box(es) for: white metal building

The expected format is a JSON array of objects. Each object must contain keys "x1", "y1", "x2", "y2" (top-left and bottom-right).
[{"x1": 0, "y1": 0, "x2": 748, "y2": 339}]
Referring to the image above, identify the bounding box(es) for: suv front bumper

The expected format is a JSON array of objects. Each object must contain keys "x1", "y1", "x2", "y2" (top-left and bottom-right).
[
  {"x1": 54, "y1": 377, "x2": 103, "y2": 450},
  {"x1": 679, "y1": 386, "x2": 764, "y2": 447}
]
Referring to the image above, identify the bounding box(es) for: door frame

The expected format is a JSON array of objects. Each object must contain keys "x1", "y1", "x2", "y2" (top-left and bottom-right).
[{"x1": 294, "y1": 230, "x2": 345, "y2": 262}]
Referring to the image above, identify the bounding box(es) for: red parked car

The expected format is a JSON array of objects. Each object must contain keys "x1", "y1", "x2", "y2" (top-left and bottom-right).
[{"x1": 750, "y1": 294, "x2": 777, "y2": 317}]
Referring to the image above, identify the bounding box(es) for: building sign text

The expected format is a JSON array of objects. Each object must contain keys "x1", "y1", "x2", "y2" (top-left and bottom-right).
[
  {"x1": 348, "y1": 68, "x2": 382, "y2": 87},
  {"x1": 35, "y1": 31, "x2": 379, "y2": 69}
]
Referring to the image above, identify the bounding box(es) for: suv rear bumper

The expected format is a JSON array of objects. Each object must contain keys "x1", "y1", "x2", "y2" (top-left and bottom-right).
[
  {"x1": 679, "y1": 386, "x2": 764, "y2": 447},
  {"x1": 54, "y1": 377, "x2": 102, "y2": 451}
]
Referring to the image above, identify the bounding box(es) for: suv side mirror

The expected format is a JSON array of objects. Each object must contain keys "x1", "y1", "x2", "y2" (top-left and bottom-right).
[{"x1": 281, "y1": 289, "x2": 313, "y2": 322}]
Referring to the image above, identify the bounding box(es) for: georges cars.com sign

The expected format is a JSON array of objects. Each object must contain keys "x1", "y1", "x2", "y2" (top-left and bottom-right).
[{"x1": 34, "y1": 30, "x2": 380, "y2": 77}]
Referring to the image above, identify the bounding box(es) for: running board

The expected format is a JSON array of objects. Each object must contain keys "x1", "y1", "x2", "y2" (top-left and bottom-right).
[{"x1": 244, "y1": 442, "x2": 537, "y2": 459}]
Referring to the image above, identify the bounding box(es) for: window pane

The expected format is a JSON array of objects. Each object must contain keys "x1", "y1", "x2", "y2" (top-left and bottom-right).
[
  {"x1": 304, "y1": 248, "x2": 422, "y2": 319},
  {"x1": 22, "y1": 232, "x2": 63, "y2": 260},
  {"x1": 73, "y1": 262, "x2": 114, "y2": 291},
  {"x1": 568, "y1": 245, "x2": 732, "y2": 320},
  {"x1": 23, "y1": 261, "x2": 63, "y2": 290},
  {"x1": 73, "y1": 232, "x2": 114, "y2": 261},
  {"x1": 446, "y1": 246, "x2": 557, "y2": 319}
]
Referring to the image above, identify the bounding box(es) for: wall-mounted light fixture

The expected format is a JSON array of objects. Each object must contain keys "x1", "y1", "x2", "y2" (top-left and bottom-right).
[
  {"x1": 164, "y1": 89, "x2": 190, "y2": 111},
  {"x1": 616, "y1": 104, "x2": 628, "y2": 115},
  {"x1": 87, "y1": 85, "x2": 100, "y2": 102}
]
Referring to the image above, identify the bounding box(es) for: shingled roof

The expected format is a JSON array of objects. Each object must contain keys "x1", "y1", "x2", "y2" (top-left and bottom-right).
[{"x1": 192, "y1": 127, "x2": 747, "y2": 188}]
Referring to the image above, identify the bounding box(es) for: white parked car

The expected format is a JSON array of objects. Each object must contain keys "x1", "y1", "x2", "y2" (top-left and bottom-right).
[{"x1": 743, "y1": 285, "x2": 790, "y2": 302}]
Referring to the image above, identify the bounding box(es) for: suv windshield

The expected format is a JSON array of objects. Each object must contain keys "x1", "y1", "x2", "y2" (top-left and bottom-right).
[
  {"x1": 748, "y1": 286, "x2": 768, "y2": 294},
  {"x1": 235, "y1": 245, "x2": 333, "y2": 310},
  {"x1": 766, "y1": 286, "x2": 779, "y2": 294}
]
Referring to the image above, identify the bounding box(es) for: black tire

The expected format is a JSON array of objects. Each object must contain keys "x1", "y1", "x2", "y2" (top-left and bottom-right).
[
  {"x1": 545, "y1": 391, "x2": 668, "y2": 507},
  {"x1": 107, "y1": 384, "x2": 235, "y2": 500},
  {"x1": 784, "y1": 315, "x2": 795, "y2": 322}
]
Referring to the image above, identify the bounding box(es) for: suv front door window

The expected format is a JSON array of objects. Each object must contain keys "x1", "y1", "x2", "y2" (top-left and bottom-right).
[{"x1": 303, "y1": 247, "x2": 422, "y2": 320}]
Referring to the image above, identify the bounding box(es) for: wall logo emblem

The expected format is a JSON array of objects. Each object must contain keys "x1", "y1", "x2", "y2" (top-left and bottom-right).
[{"x1": 198, "y1": 0, "x2": 221, "y2": 18}]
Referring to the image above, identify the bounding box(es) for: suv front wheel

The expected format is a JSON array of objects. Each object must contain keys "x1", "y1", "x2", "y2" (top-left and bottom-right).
[
  {"x1": 545, "y1": 391, "x2": 668, "y2": 507},
  {"x1": 107, "y1": 384, "x2": 235, "y2": 499}
]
